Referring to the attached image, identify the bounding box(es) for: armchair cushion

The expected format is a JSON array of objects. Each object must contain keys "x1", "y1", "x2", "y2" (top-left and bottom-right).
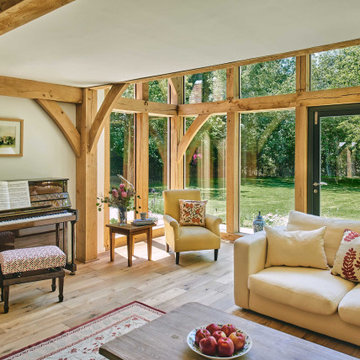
[
  {"x1": 176, "y1": 226, "x2": 220, "y2": 252},
  {"x1": 179, "y1": 199, "x2": 207, "y2": 226}
]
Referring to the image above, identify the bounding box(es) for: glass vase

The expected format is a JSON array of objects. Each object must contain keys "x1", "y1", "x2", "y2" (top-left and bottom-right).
[{"x1": 118, "y1": 206, "x2": 127, "y2": 225}]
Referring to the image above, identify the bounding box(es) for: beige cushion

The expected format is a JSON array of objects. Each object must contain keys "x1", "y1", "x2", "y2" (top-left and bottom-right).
[
  {"x1": 265, "y1": 226, "x2": 328, "y2": 269},
  {"x1": 179, "y1": 199, "x2": 207, "y2": 226},
  {"x1": 175, "y1": 226, "x2": 220, "y2": 252},
  {"x1": 163, "y1": 189, "x2": 201, "y2": 222},
  {"x1": 287, "y1": 210, "x2": 360, "y2": 266},
  {"x1": 249, "y1": 267, "x2": 355, "y2": 315},
  {"x1": 332, "y1": 229, "x2": 360, "y2": 282},
  {"x1": 338, "y1": 284, "x2": 360, "y2": 326}
]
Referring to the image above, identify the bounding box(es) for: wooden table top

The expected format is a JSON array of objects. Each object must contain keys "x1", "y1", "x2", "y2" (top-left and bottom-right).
[
  {"x1": 99, "y1": 302, "x2": 356, "y2": 360},
  {"x1": 106, "y1": 223, "x2": 155, "y2": 232}
]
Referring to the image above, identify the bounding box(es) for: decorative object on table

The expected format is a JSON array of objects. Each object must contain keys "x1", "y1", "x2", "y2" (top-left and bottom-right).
[
  {"x1": 187, "y1": 322, "x2": 252, "y2": 359},
  {"x1": 132, "y1": 217, "x2": 157, "y2": 226},
  {"x1": 163, "y1": 189, "x2": 221, "y2": 265},
  {"x1": 97, "y1": 175, "x2": 140, "y2": 224},
  {"x1": 253, "y1": 211, "x2": 265, "y2": 232},
  {"x1": 0, "y1": 301, "x2": 164, "y2": 360},
  {"x1": 0, "y1": 118, "x2": 23, "y2": 157},
  {"x1": 140, "y1": 212, "x2": 147, "y2": 220}
]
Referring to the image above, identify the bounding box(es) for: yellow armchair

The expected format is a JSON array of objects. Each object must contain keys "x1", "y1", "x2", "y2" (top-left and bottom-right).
[{"x1": 163, "y1": 189, "x2": 222, "y2": 264}]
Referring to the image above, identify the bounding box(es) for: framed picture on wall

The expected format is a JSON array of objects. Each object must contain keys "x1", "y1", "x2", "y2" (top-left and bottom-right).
[{"x1": 0, "y1": 118, "x2": 23, "y2": 157}]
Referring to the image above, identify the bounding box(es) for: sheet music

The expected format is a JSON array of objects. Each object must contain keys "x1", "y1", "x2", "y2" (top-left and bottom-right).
[
  {"x1": 0, "y1": 181, "x2": 10, "y2": 210},
  {"x1": 8, "y1": 181, "x2": 31, "y2": 209}
]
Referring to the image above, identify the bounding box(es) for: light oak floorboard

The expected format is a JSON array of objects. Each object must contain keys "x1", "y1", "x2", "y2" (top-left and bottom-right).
[{"x1": 0, "y1": 237, "x2": 359, "y2": 358}]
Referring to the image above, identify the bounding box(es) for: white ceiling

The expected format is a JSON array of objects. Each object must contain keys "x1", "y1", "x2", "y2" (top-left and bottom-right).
[{"x1": 0, "y1": 0, "x2": 359, "y2": 87}]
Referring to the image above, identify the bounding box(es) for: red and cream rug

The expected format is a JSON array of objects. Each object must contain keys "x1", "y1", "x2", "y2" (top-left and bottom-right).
[{"x1": 1, "y1": 301, "x2": 165, "y2": 360}]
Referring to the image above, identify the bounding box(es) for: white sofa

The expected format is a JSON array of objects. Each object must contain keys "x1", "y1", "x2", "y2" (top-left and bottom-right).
[{"x1": 234, "y1": 210, "x2": 360, "y2": 346}]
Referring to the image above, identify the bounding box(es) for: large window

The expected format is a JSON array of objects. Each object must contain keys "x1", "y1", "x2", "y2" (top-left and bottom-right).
[
  {"x1": 185, "y1": 70, "x2": 226, "y2": 104},
  {"x1": 311, "y1": 46, "x2": 360, "y2": 91},
  {"x1": 240, "y1": 57, "x2": 295, "y2": 98},
  {"x1": 149, "y1": 117, "x2": 168, "y2": 222},
  {"x1": 240, "y1": 110, "x2": 295, "y2": 231},
  {"x1": 185, "y1": 115, "x2": 226, "y2": 222},
  {"x1": 110, "y1": 112, "x2": 135, "y2": 222}
]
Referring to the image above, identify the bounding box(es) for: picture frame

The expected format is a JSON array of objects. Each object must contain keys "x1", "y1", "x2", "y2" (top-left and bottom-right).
[{"x1": 0, "y1": 118, "x2": 23, "y2": 157}]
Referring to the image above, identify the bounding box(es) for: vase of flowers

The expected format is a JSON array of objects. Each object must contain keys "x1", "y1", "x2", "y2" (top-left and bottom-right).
[{"x1": 97, "y1": 175, "x2": 140, "y2": 224}]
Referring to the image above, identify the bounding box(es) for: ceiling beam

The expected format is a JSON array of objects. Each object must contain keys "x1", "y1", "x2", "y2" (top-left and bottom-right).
[
  {"x1": 0, "y1": 0, "x2": 75, "y2": 36},
  {"x1": 124, "y1": 37, "x2": 360, "y2": 85},
  {"x1": 35, "y1": 98, "x2": 80, "y2": 157},
  {"x1": 114, "y1": 97, "x2": 177, "y2": 117},
  {"x1": 88, "y1": 83, "x2": 128, "y2": 152},
  {"x1": 0, "y1": 75, "x2": 82, "y2": 103}
]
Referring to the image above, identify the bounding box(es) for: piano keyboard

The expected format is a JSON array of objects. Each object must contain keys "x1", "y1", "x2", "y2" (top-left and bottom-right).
[{"x1": 0, "y1": 211, "x2": 74, "y2": 226}]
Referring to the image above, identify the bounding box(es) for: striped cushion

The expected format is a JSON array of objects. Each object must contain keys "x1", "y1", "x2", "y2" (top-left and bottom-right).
[{"x1": 0, "y1": 246, "x2": 66, "y2": 275}]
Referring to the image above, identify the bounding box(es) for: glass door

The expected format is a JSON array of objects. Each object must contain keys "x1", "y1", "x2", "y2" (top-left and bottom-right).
[{"x1": 308, "y1": 104, "x2": 360, "y2": 218}]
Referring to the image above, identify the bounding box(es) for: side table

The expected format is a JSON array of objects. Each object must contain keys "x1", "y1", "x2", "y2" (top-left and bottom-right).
[{"x1": 106, "y1": 223, "x2": 155, "y2": 267}]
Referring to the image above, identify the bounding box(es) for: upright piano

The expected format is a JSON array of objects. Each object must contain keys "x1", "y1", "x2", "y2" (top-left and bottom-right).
[{"x1": 0, "y1": 178, "x2": 77, "y2": 274}]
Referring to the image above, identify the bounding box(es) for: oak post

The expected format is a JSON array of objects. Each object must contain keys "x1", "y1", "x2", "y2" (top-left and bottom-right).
[
  {"x1": 226, "y1": 67, "x2": 240, "y2": 233},
  {"x1": 135, "y1": 83, "x2": 149, "y2": 217},
  {"x1": 76, "y1": 88, "x2": 98, "y2": 262},
  {"x1": 169, "y1": 77, "x2": 184, "y2": 189},
  {"x1": 295, "y1": 55, "x2": 310, "y2": 213}
]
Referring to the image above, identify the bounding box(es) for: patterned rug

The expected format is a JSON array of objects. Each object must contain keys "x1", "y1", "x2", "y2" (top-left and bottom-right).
[{"x1": 0, "y1": 301, "x2": 165, "y2": 360}]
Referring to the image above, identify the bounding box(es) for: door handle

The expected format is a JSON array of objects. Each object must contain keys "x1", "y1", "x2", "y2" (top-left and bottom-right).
[{"x1": 313, "y1": 182, "x2": 328, "y2": 187}]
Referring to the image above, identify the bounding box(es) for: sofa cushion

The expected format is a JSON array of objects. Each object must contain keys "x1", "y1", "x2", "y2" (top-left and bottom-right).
[
  {"x1": 331, "y1": 229, "x2": 360, "y2": 282},
  {"x1": 264, "y1": 226, "x2": 328, "y2": 269},
  {"x1": 179, "y1": 199, "x2": 207, "y2": 226},
  {"x1": 338, "y1": 284, "x2": 360, "y2": 326},
  {"x1": 287, "y1": 210, "x2": 360, "y2": 266},
  {"x1": 249, "y1": 267, "x2": 355, "y2": 315}
]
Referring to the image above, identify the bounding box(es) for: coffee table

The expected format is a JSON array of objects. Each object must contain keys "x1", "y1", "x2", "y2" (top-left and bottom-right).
[{"x1": 99, "y1": 302, "x2": 356, "y2": 360}]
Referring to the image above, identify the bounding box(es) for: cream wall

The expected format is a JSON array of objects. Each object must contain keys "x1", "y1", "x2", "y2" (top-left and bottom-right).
[{"x1": 0, "y1": 96, "x2": 76, "y2": 206}]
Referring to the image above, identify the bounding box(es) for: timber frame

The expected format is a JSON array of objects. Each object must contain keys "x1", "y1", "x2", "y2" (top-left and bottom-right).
[{"x1": 3, "y1": 38, "x2": 360, "y2": 262}]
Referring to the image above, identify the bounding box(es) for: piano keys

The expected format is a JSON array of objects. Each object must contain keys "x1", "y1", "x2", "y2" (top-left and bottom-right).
[{"x1": 0, "y1": 178, "x2": 77, "y2": 274}]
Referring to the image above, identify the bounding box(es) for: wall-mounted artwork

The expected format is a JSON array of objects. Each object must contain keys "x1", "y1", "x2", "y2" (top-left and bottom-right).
[{"x1": 0, "y1": 118, "x2": 23, "y2": 157}]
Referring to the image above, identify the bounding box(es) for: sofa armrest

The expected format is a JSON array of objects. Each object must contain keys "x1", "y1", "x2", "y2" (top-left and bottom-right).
[
  {"x1": 163, "y1": 215, "x2": 180, "y2": 250},
  {"x1": 205, "y1": 214, "x2": 222, "y2": 236},
  {"x1": 234, "y1": 231, "x2": 267, "y2": 309}
]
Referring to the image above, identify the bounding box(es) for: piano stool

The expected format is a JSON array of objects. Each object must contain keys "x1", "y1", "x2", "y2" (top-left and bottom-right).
[{"x1": 0, "y1": 246, "x2": 66, "y2": 313}]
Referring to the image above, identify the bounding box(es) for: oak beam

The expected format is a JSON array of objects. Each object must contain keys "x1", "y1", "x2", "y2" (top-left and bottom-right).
[
  {"x1": 135, "y1": 83, "x2": 149, "y2": 217},
  {"x1": 226, "y1": 67, "x2": 240, "y2": 233},
  {"x1": 76, "y1": 88, "x2": 98, "y2": 263},
  {"x1": 0, "y1": 0, "x2": 75, "y2": 36},
  {"x1": 88, "y1": 83, "x2": 128, "y2": 152},
  {"x1": 35, "y1": 99, "x2": 80, "y2": 157},
  {"x1": 177, "y1": 114, "x2": 211, "y2": 162},
  {"x1": 0, "y1": 75, "x2": 82, "y2": 103},
  {"x1": 178, "y1": 93, "x2": 297, "y2": 116},
  {"x1": 114, "y1": 97, "x2": 177, "y2": 117},
  {"x1": 169, "y1": 77, "x2": 184, "y2": 189}
]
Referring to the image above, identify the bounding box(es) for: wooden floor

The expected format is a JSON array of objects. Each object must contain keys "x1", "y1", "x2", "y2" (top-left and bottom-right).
[{"x1": 0, "y1": 237, "x2": 359, "y2": 358}]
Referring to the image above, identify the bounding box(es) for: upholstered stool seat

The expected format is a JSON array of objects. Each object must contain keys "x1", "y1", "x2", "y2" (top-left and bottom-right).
[{"x1": 0, "y1": 246, "x2": 66, "y2": 313}]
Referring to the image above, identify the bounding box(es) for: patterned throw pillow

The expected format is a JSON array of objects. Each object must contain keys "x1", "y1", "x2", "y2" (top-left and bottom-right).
[
  {"x1": 331, "y1": 229, "x2": 360, "y2": 282},
  {"x1": 179, "y1": 199, "x2": 207, "y2": 226}
]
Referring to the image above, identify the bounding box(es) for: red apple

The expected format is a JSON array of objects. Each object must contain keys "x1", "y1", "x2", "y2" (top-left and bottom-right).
[
  {"x1": 199, "y1": 336, "x2": 217, "y2": 356},
  {"x1": 195, "y1": 328, "x2": 211, "y2": 345},
  {"x1": 229, "y1": 330, "x2": 246, "y2": 351},
  {"x1": 212, "y1": 330, "x2": 226, "y2": 342},
  {"x1": 206, "y1": 323, "x2": 221, "y2": 334},
  {"x1": 220, "y1": 323, "x2": 237, "y2": 337},
  {"x1": 217, "y1": 337, "x2": 235, "y2": 357}
]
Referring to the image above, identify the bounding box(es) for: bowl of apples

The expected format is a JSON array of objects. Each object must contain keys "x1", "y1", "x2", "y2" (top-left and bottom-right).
[{"x1": 187, "y1": 323, "x2": 252, "y2": 359}]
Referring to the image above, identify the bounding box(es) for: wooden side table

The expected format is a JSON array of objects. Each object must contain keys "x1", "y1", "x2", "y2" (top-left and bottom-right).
[{"x1": 106, "y1": 223, "x2": 155, "y2": 267}]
